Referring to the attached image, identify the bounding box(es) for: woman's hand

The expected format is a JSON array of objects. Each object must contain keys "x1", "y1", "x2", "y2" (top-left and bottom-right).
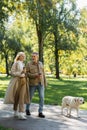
[{"x1": 21, "y1": 67, "x2": 26, "y2": 74}]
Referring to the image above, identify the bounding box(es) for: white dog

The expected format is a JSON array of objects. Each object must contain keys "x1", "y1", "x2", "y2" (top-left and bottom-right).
[{"x1": 61, "y1": 96, "x2": 85, "y2": 117}]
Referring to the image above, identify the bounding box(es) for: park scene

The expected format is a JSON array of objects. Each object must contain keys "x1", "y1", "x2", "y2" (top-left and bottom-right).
[{"x1": 0, "y1": 0, "x2": 87, "y2": 130}]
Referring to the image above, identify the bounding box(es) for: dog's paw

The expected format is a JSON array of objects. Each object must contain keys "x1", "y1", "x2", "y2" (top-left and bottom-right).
[
  {"x1": 77, "y1": 116, "x2": 80, "y2": 118},
  {"x1": 66, "y1": 114, "x2": 71, "y2": 118}
]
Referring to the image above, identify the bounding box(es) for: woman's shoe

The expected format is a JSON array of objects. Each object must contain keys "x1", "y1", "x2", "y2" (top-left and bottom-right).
[
  {"x1": 18, "y1": 112, "x2": 27, "y2": 120},
  {"x1": 14, "y1": 111, "x2": 19, "y2": 118}
]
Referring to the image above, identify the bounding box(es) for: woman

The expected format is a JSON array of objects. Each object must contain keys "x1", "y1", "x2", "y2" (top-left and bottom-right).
[{"x1": 4, "y1": 52, "x2": 29, "y2": 120}]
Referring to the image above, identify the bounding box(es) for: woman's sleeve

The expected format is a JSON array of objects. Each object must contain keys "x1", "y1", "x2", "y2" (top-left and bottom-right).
[{"x1": 11, "y1": 62, "x2": 22, "y2": 77}]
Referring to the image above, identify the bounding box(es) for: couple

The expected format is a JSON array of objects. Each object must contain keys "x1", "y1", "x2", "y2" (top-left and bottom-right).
[{"x1": 4, "y1": 52, "x2": 47, "y2": 120}]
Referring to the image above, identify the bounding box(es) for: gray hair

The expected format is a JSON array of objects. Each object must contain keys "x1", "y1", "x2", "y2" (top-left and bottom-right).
[{"x1": 32, "y1": 52, "x2": 39, "y2": 55}]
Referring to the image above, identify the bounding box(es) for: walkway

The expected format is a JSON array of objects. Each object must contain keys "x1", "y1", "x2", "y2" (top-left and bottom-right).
[{"x1": 0, "y1": 98, "x2": 87, "y2": 130}]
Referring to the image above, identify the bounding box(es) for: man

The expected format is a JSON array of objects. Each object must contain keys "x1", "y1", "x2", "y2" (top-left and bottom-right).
[{"x1": 26, "y1": 52, "x2": 47, "y2": 118}]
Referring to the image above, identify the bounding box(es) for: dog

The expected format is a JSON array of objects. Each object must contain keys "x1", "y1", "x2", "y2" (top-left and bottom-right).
[{"x1": 61, "y1": 96, "x2": 85, "y2": 117}]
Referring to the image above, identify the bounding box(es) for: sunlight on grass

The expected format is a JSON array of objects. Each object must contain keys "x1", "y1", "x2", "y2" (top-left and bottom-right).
[
  {"x1": 0, "y1": 75, "x2": 87, "y2": 110},
  {"x1": 0, "y1": 77, "x2": 10, "y2": 97},
  {"x1": 80, "y1": 102, "x2": 87, "y2": 109}
]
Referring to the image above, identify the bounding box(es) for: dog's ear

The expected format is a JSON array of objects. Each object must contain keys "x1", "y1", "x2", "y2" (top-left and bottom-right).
[
  {"x1": 76, "y1": 98, "x2": 79, "y2": 102},
  {"x1": 74, "y1": 99, "x2": 76, "y2": 102},
  {"x1": 74, "y1": 98, "x2": 79, "y2": 103}
]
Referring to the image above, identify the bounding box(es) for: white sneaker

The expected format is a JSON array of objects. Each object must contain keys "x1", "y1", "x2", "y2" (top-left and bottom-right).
[
  {"x1": 18, "y1": 112, "x2": 27, "y2": 120},
  {"x1": 23, "y1": 112, "x2": 26, "y2": 116},
  {"x1": 14, "y1": 111, "x2": 19, "y2": 118}
]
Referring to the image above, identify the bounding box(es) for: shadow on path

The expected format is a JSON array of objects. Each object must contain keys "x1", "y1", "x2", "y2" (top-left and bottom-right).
[{"x1": 0, "y1": 98, "x2": 87, "y2": 130}]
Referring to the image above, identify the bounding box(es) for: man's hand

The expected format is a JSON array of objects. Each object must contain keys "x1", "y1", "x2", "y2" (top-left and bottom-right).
[
  {"x1": 39, "y1": 73, "x2": 42, "y2": 78},
  {"x1": 36, "y1": 73, "x2": 42, "y2": 79},
  {"x1": 20, "y1": 73, "x2": 25, "y2": 77}
]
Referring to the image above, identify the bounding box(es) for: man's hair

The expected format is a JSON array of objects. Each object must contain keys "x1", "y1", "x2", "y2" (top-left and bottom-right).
[{"x1": 32, "y1": 52, "x2": 39, "y2": 55}]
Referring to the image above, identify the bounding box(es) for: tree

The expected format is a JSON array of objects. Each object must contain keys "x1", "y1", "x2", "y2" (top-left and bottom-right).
[
  {"x1": 25, "y1": 0, "x2": 52, "y2": 62},
  {"x1": 79, "y1": 8, "x2": 87, "y2": 43},
  {"x1": 0, "y1": 32, "x2": 22, "y2": 76},
  {"x1": 0, "y1": 0, "x2": 21, "y2": 75},
  {"x1": 49, "y1": 0, "x2": 79, "y2": 79}
]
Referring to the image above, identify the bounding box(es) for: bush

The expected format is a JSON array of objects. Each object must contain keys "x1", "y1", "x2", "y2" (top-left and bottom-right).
[{"x1": 0, "y1": 65, "x2": 6, "y2": 74}]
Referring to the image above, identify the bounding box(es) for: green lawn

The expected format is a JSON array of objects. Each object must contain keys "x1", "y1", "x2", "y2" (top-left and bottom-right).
[
  {"x1": 0, "y1": 75, "x2": 87, "y2": 110},
  {"x1": 44, "y1": 76, "x2": 87, "y2": 110},
  {"x1": 0, "y1": 126, "x2": 13, "y2": 130}
]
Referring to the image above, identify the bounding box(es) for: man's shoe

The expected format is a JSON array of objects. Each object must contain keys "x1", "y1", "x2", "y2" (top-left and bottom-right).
[
  {"x1": 26, "y1": 110, "x2": 31, "y2": 115},
  {"x1": 38, "y1": 113, "x2": 45, "y2": 118}
]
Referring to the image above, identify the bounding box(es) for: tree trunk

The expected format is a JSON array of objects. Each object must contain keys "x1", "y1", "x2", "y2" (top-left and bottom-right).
[
  {"x1": 38, "y1": 37, "x2": 43, "y2": 63},
  {"x1": 5, "y1": 54, "x2": 9, "y2": 76},
  {"x1": 36, "y1": 24, "x2": 44, "y2": 63},
  {"x1": 54, "y1": 36, "x2": 60, "y2": 79}
]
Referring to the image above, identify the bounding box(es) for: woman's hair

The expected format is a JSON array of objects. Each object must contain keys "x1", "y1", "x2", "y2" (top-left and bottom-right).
[{"x1": 14, "y1": 52, "x2": 26, "y2": 62}]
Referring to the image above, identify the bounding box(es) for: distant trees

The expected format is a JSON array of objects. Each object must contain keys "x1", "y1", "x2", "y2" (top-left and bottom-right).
[
  {"x1": 45, "y1": 0, "x2": 79, "y2": 78},
  {"x1": 0, "y1": 0, "x2": 87, "y2": 78}
]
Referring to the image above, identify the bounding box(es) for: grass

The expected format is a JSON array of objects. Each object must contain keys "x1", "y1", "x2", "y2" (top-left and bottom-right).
[
  {"x1": 44, "y1": 76, "x2": 87, "y2": 110},
  {"x1": 0, "y1": 76, "x2": 10, "y2": 98},
  {"x1": 0, "y1": 126, "x2": 13, "y2": 130},
  {"x1": 0, "y1": 75, "x2": 87, "y2": 110}
]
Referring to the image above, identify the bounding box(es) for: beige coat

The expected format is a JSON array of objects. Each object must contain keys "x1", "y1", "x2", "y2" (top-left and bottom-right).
[{"x1": 4, "y1": 61, "x2": 29, "y2": 104}]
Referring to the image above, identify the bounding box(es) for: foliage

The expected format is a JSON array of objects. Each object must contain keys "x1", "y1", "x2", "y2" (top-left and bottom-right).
[
  {"x1": 0, "y1": 0, "x2": 87, "y2": 78},
  {"x1": 48, "y1": 0, "x2": 80, "y2": 79},
  {"x1": 79, "y1": 8, "x2": 87, "y2": 39},
  {"x1": 25, "y1": 0, "x2": 53, "y2": 62},
  {"x1": 0, "y1": 64, "x2": 6, "y2": 74}
]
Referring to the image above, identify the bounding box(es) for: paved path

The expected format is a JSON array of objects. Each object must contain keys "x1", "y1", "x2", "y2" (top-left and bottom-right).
[{"x1": 0, "y1": 98, "x2": 87, "y2": 130}]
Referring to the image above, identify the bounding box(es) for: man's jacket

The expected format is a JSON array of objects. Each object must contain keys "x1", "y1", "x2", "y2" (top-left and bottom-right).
[{"x1": 26, "y1": 61, "x2": 47, "y2": 87}]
